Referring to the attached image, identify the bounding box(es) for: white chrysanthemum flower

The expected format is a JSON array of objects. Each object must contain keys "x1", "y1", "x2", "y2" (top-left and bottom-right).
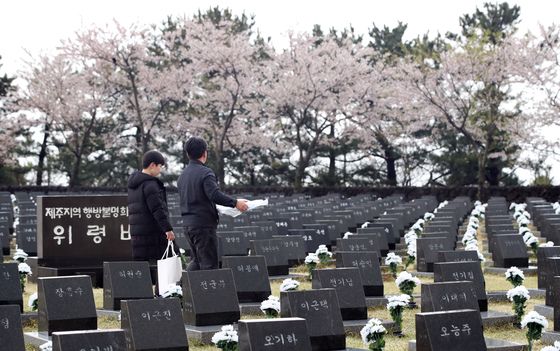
[
  {"x1": 280, "y1": 278, "x2": 300, "y2": 292},
  {"x1": 411, "y1": 222, "x2": 423, "y2": 232},
  {"x1": 464, "y1": 242, "x2": 479, "y2": 251},
  {"x1": 305, "y1": 253, "x2": 320, "y2": 264},
  {"x1": 542, "y1": 241, "x2": 555, "y2": 247},
  {"x1": 161, "y1": 284, "x2": 182, "y2": 298},
  {"x1": 507, "y1": 286, "x2": 530, "y2": 301},
  {"x1": 386, "y1": 294, "x2": 410, "y2": 310},
  {"x1": 13, "y1": 249, "x2": 29, "y2": 262},
  {"x1": 474, "y1": 200, "x2": 482, "y2": 207},
  {"x1": 523, "y1": 233, "x2": 538, "y2": 246},
  {"x1": 521, "y1": 311, "x2": 548, "y2": 329},
  {"x1": 343, "y1": 232, "x2": 354, "y2": 239},
  {"x1": 518, "y1": 217, "x2": 531, "y2": 227},
  {"x1": 260, "y1": 295, "x2": 280, "y2": 314},
  {"x1": 505, "y1": 266, "x2": 525, "y2": 280},
  {"x1": 360, "y1": 318, "x2": 386, "y2": 344},
  {"x1": 361, "y1": 222, "x2": 371, "y2": 228},
  {"x1": 423, "y1": 212, "x2": 435, "y2": 221},
  {"x1": 462, "y1": 232, "x2": 476, "y2": 245},
  {"x1": 315, "y1": 245, "x2": 333, "y2": 257},
  {"x1": 211, "y1": 325, "x2": 239, "y2": 344},
  {"x1": 179, "y1": 248, "x2": 186, "y2": 255},
  {"x1": 395, "y1": 271, "x2": 420, "y2": 287},
  {"x1": 28, "y1": 292, "x2": 38, "y2": 308},
  {"x1": 519, "y1": 226, "x2": 530, "y2": 235},
  {"x1": 407, "y1": 245, "x2": 417, "y2": 257},
  {"x1": 18, "y1": 262, "x2": 32, "y2": 275},
  {"x1": 385, "y1": 252, "x2": 402, "y2": 265},
  {"x1": 39, "y1": 341, "x2": 52, "y2": 351}
]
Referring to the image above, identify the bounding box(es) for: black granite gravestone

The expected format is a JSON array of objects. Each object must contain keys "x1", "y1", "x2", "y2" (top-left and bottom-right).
[
  {"x1": 436, "y1": 251, "x2": 479, "y2": 263},
  {"x1": 355, "y1": 228, "x2": 390, "y2": 256},
  {"x1": 0, "y1": 304, "x2": 25, "y2": 351},
  {"x1": 272, "y1": 217, "x2": 290, "y2": 236},
  {"x1": 38, "y1": 275, "x2": 97, "y2": 335},
  {"x1": 315, "y1": 219, "x2": 344, "y2": 244},
  {"x1": 222, "y1": 256, "x2": 271, "y2": 303},
  {"x1": 238, "y1": 318, "x2": 312, "y2": 351},
  {"x1": 217, "y1": 231, "x2": 250, "y2": 256},
  {"x1": 103, "y1": 261, "x2": 153, "y2": 310},
  {"x1": 492, "y1": 234, "x2": 529, "y2": 268},
  {"x1": 16, "y1": 224, "x2": 37, "y2": 256},
  {"x1": 280, "y1": 289, "x2": 345, "y2": 351},
  {"x1": 302, "y1": 224, "x2": 331, "y2": 251},
  {"x1": 182, "y1": 269, "x2": 240, "y2": 326},
  {"x1": 273, "y1": 235, "x2": 307, "y2": 266},
  {"x1": 417, "y1": 237, "x2": 453, "y2": 272},
  {"x1": 544, "y1": 257, "x2": 560, "y2": 306},
  {"x1": 537, "y1": 246, "x2": 560, "y2": 289},
  {"x1": 415, "y1": 309, "x2": 486, "y2": 351},
  {"x1": 433, "y1": 262, "x2": 488, "y2": 312},
  {"x1": 52, "y1": 329, "x2": 127, "y2": 351},
  {"x1": 234, "y1": 226, "x2": 265, "y2": 241},
  {"x1": 249, "y1": 239, "x2": 289, "y2": 276},
  {"x1": 311, "y1": 268, "x2": 367, "y2": 320},
  {"x1": 336, "y1": 251, "x2": 383, "y2": 296},
  {"x1": 121, "y1": 298, "x2": 188, "y2": 350},
  {"x1": 0, "y1": 225, "x2": 9, "y2": 255},
  {"x1": 290, "y1": 227, "x2": 329, "y2": 253},
  {"x1": 0, "y1": 263, "x2": 23, "y2": 312},
  {"x1": 336, "y1": 238, "x2": 381, "y2": 258},
  {"x1": 37, "y1": 195, "x2": 132, "y2": 269},
  {"x1": 421, "y1": 281, "x2": 479, "y2": 313},
  {"x1": 366, "y1": 222, "x2": 397, "y2": 247},
  {"x1": 253, "y1": 221, "x2": 278, "y2": 238}
]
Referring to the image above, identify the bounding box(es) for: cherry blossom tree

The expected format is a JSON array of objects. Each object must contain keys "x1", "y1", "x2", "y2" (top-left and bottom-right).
[{"x1": 260, "y1": 33, "x2": 373, "y2": 189}]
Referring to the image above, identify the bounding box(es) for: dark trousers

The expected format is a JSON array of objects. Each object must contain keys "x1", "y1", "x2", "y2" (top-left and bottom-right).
[{"x1": 185, "y1": 226, "x2": 218, "y2": 271}]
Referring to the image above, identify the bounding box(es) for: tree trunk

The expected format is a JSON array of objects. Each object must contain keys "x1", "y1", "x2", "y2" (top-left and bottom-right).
[
  {"x1": 69, "y1": 153, "x2": 82, "y2": 188},
  {"x1": 386, "y1": 153, "x2": 397, "y2": 186},
  {"x1": 477, "y1": 149, "x2": 488, "y2": 201},
  {"x1": 215, "y1": 148, "x2": 225, "y2": 186},
  {"x1": 326, "y1": 125, "x2": 336, "y2": 186},
  {"x1": 36, "y1": 123, "x2": 50, "y2": 186}
]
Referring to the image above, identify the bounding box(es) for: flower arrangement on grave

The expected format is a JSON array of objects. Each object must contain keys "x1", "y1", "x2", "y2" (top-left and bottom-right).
[
  {"x1": 361, "y1": 222, "x2": 371, "y2": 228},
  {"x1": 179, "y1": 248, "x2": 188, "y2": 269},
  {"x1": 518, "y1": 216, "x2": 531, "y2": 228},
  {"x1": 260, "y1": 295, "x2": 280, "y2": 318},
  {"x1": 411, "y1": 221, "x2": 423, "y2": 235},
  {"x1": 212, "y1": 325, "x2": 239, "y2": 351},
  {"x1": 385, "y1": 252, "x2": 402, "y2": 278},
  {"x1": 18, "y1": 262, "x2": 31, "y2": 292},
  {"x1": 523, "y1": 232, "x2": 540, "y2": 256},
  {"x1": 395, "y1": 271, "x2": 420, "y2": 307},
  {"x1": 541, "y1": 341, "x2": 560, "y2": 351},
  {"x1": 404, "y1": 244, "x2": 416, "y2": 271},
  {"x1": 387, "y1": 294, "x2": 409, "y2": 336},
  {"x1": 315, "y1": 245, "x2": 332, "y2": 264},
  {"x1": 13, "y1": 249, "x2": 28, "y2": 263},
  {"x1": 542, "y1": 241, "x2": 556, "y2": 247},
  {"x1": 464, "y1": 242, "x2": 485, "y2": 262},
  {"x1": 522, "y1": 311, "x2": 548, "y2": 351},
  {"x1": 28, "y1": 292, "x2": 38, "y2": 312},
  {"x1": 505, "y1": 266, "x2": 525, "y2": 287},
  {"x1": 507, "y1": 285, "x2": 530, "y2": 327},
  {"x1": 343, "y1": 232, "x2": 354, "y2": 239},
  {"x1": 360, "y1": 318, "x2": 387, "y2": 351},
  {"x1": 279, "y1": 278, "x2": 300, "y2": 292},
  {"x1": 161, "y1": 284, "x2": 183, "y2": 299},
  {"x1": 423, "y1": 212, "x2": 435, "y2": 221},
  {"x1": 39, "y1": 341, "x2": 52, "y2": 351},
  {"x1": 304, "y1": 253, "x2": 320, "y2": 280}
]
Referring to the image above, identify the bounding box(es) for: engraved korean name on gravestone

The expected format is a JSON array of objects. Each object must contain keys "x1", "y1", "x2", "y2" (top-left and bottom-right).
[
  {"x1": 0, "y1": 263, "x2": 23, "y2": 312},
  {"x1": 222, "y1": 256, "x2": 271, "y2": 303},
  {"x1": 252, "y1": 221, "x2": 278, "y2": 238},
  {"x1": 280, "y1": 289, "x2": 345, "y2": 351},
  {"x1": 37, "y1": 195, "x2": 132, "y2": 267},
  {"x1": 249, "y1": 239, "x2": 289, "y2": 276},
  {"x1": 293, "y1": 226, "x2": 330, "y2": 253},
  {"x1": 336, "y1": 251, "x2": 383, "y2": 297},
  {"x1": 0, "y1": 305, "x2": 25, "y2": 351},
  {"x1": 421, "y1": 281, "x2": 479, "y2": 313},
  {"x1": 311, "y1": 268, "x2": 367, "y2": 320},
  {"x1": 415, "y1": 309, "x2": 487, "y2": 351},
  {"x1": 537, "y1": 246, "x2": 560, "y2": 289},
  {"x1": 436, "y1": 251, "x2": 479, "y2": 263},
  {"x1": 355, "y1": 228, "x2": 390, "y2": 256},
  {"x1": 336, "y1": 238, "x2": 381, "y2": 258},
  {"x1": 417, "y1": 237, "x2": 453, "y2": 272},
  {"x1": 38, "y1": 275, "x2": 97, "y2": 335},
  {"x1": 234, "y1": 226, "x2": 264, "y2": 241},
  {"x1": 272, "y1": 217, "x2": 290, "y2": 236},
  {"x1": 103, "y1": 261, "x2": 153, "y2": 310},
  {"x1": 52, "y1": 329, "x2": 127, "y2": 351},
  {"x1": 217, "y1": 231, "x2": 250, "y2": 257},
  {"x1": 238, "y1": 318, "x2": 312, "y2": 351},
  {"x1": 121, "y1": 298, "x2": 188, "y2": 351},
  {"x1": 272, "y1": 235, "x2": 306, "y2": 266},
  {"x1": 16, "y1": 224, "x2": 37, "y2": 256},
  {"x1": 182, "y1": 269, "x2": 240, "y2": 326},
  {"x1": 434, "y1": 261, "x2": 488, "y2": 312},
  {"x1": 492, "y1": 234, "x2": 529, "y2": 268}
]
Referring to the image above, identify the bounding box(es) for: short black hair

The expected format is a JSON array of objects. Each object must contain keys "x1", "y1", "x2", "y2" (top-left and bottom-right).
[
  {"x1": 142, "y1": 150, "x2": 165, "y2": 169},
  {"x1": 185, "y1": 137, "x2": 208, "y2": 160}
]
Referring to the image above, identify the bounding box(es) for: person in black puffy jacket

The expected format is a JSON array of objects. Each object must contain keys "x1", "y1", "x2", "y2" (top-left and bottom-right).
[{"x1": 127, "y1": 151, "x2": 176, "y2": 261}]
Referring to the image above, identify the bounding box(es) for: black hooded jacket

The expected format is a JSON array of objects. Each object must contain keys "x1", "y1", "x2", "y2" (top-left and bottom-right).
[{"x1": 127, "y1": 171, "x2": 173, "y2": 260}]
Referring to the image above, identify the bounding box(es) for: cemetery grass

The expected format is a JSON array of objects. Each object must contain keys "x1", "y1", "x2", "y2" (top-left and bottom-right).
[{"x1": 22, "y1": 270, "x2": 550, "y2": 350}]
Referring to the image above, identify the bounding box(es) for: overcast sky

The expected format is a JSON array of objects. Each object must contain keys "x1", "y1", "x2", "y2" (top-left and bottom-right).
[{"x1": 1, "y1": 0, "x2": 559, "y2": 184}]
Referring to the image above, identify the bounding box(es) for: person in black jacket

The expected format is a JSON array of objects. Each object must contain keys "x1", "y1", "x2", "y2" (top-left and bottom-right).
[
  {"x1": 127, "y1": 151, "x2": 175, "y2": 261},
  {"x1": 177, "y1": 137, "x2": 248, "y2": 270}
]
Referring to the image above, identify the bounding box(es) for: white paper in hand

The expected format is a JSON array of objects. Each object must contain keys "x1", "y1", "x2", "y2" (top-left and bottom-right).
[{"x1": 217, "y1": 198, "x2": 269, "y2": 217}]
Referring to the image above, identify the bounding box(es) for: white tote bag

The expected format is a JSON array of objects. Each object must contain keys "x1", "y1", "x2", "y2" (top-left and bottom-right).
[{"x1": 157, "y1": 241, "x2": 182, "y2": 295}]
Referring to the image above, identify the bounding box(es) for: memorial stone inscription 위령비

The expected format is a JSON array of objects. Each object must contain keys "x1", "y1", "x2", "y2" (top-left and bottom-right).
[{"x1": 37, "y1": 195, "x2": 132, "y2": 266}]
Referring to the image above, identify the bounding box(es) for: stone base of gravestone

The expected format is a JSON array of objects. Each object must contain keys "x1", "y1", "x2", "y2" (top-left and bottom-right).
[
  {"x1": 408, "y1": 338, "x2": 526, "y2": 351},
  {"x1": 96, "y1": 309, "x2": 121, "y2": 319},
  {"x1": 239, "y1": 302, "x2": 262, "y2": 315},
  {"x1": 484, "y1": 266, "x2": 538, "y2": 276},
  {"x1": 542, "y1": 331, "x2": 560, "y2": 344},
  {"x1": 365, "y1": 296, "x2": 388, "y2": 307},
  {"x1": 21, "y1": 311, "x2": 38, "y2": 324},
  {"x1": 23, "y1": 332, "x2": 50, "y2": 347},
  {"x1": 534, "y1": 304, "x2": 554, "y2": 319},
  {"x1": 481, "y1": 311, "x2": 516, "y2": 327},
  {"x1": 411, "y1": 271, "x2": 434, "y2": 278},
  {"x1": 342, "y1": 319, "x2": 395, "y2": 334},
  {"x1": 268, "y1": 273, "x2": 307, "y2": 281},
  {"x1": 185, "y1": 324, "x2": 233, "y2": 344},
  {"x1": 27, "y1": 257, "x2": 38, "y2": 283}
]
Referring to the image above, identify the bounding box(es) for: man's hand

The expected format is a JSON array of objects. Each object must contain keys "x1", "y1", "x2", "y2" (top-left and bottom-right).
[
  {"x1": 236, "y1": 199, "x2": 249, "y2": 212},
  {"x1": 165, "y1": 231, "x2": 175, "y2": 241}
]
